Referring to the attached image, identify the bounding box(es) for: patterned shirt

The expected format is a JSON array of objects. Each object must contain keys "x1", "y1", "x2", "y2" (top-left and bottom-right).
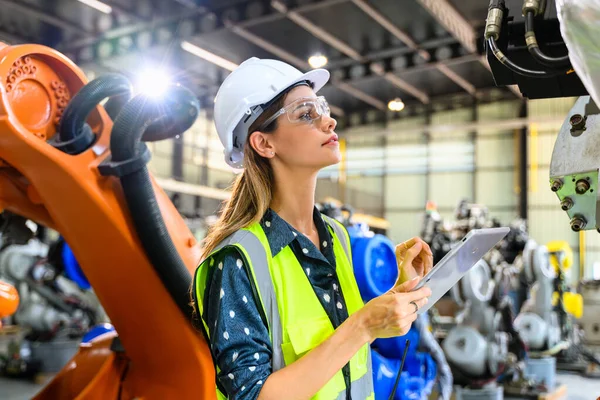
[{"x1": 201, "y1": 207, "x2": 352, "y2": 399}]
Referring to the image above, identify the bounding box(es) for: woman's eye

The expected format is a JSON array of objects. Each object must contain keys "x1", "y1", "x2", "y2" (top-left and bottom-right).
[{"x1": 300, "y1": 112, "x2": 312, "y2": 121}]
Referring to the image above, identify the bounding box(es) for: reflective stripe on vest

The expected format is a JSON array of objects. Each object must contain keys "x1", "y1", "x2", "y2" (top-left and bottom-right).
[
  {"x1": 212, "y1": 230, "x2": 286, "y2": 372},
  {"x1": 195, "y1": 216, "x2": 374, "y2": 399}
]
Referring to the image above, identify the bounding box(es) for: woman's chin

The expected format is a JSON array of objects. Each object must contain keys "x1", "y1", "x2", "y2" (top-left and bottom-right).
[{"x1": 320, "y1": 155, "x2": 342, "y2": 169}]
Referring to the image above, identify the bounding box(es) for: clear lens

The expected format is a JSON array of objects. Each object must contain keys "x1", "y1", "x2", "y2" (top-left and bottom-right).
[
  {"x1": 285, "y1": 96, "x2": 329, "y2": 124},
  {"x1": 259, "y1": 96, "x2": 330, "y2": 131}
]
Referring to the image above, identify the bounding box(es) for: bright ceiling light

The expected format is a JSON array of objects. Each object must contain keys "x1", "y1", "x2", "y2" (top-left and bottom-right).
[
  {"x1": 388, "y1": 98, "x2": 405, "y2": 112},
  {"x1": 77, "y1": 0, "x2": 112, "y2": 14},
  {"x1": 181, "y1": 41, "x2": 238, "y2": 72},
  {"x1": 308, "y1": 54, "x2": 328, "y2": 69},
  {"x1": 137, "y1": 69, "x2": 171, "y2": 98}
]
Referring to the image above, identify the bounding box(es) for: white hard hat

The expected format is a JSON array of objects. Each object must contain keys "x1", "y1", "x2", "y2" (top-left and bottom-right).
[{"x1": 214, "y1": 57, "x2": 330, "y2": 168}]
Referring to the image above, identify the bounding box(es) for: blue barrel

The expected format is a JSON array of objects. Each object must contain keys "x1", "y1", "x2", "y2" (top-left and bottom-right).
[
  {"x1": 351, "y1": 234, "x2": 398, "y2": 302},
  {"x1": 371, "y1": 349, "x2": 399, "y2": 400},
  {"x1": 82, "y1": 323, "x2": 116, "y2": 344},
  {"x1": 420, "y1": 352, "x2": 437, "y2": 384},
  {"x1": 394, "y1": 374, "x2": 426, "y2": 400},
  {"x1": 61, "y1": 240, "x2": 91, "y2": 290},
  {"x1": 373, "y1": 327, "x2": 420, "y2": 360}
]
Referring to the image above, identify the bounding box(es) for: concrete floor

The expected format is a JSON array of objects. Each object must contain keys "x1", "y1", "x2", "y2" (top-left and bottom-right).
[{"x1": 0, "y1": 372, "x2": 598, "y2": 400}]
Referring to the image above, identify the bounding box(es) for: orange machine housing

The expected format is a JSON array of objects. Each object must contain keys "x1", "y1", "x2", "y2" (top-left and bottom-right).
[
  {"x1": 0, "y1": 42, "x2": 215, "y2": 399},
  {"x1": 0, "y1": 279, "x2": 19, "y2": 328}
]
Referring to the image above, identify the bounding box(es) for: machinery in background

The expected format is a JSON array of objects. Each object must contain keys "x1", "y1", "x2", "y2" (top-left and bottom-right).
[
  {"x1": 514, "y1": 240, "x2": 596, "y2": 376},
  {"x1": 0, "y1": 213, "x2": 109, "y2": 377},
  {"x1": 420, "y1": 199, "x2": 598, "y2": 397},
  {"x1": 318, "y1": 200, "x2": 453, "y2": 400},
  {"x1": 580, "y1": 280, "x2": 600, "y2": 352},
  {"x1": 441, "y1": 256, "x2": 540, "y2": 400}
]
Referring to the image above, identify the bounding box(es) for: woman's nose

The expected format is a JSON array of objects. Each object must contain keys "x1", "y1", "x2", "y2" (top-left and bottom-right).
[{"x1": 320, "y1": 114, "x2": 337, "y2": 132}]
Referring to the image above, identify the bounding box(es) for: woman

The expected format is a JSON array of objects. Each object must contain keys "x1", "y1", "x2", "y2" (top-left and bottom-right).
[{"x1": 192, "y1": 57, "x2": 432, "y2": 400}]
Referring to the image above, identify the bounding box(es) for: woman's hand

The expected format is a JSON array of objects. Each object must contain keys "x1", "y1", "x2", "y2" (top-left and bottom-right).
[
  {"x1": 395, "y1": 237, "x2": 433, "y2": 283},
  {"x1": 357, "y1": 277, "x2": 431, "y2": 341}
]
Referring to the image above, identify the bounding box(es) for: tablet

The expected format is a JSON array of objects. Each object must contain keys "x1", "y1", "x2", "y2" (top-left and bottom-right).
[{"x1": 412, "y1": 227, "x2": 510, "y2": 314}]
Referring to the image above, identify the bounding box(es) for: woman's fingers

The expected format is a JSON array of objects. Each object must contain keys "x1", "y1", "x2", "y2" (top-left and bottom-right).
[
  {"x1": 397, "y1": 287, "x2": 431, "y2": 304},
  {"x1": 391, "y1": 277, "x2": 420, "y2": 293},
  {"x1": 403, "y1": 242, "x2": 423, "y2": 265},
  {"x1": 412, "y1": 296, "x2": 429, "y2": 311},
  {"x1": 403, "y1": 237, "x2": 433, "y2": 255}
]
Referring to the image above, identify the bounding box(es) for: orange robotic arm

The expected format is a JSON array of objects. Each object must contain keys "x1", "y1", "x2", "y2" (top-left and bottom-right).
[{"x1": 0, "y1": 42, "x2": 215, "y2": 399}]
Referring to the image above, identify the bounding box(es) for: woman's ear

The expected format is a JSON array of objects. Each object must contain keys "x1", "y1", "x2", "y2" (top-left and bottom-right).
[{"x1": 248, "y1": 131, "x2": 276, "y2": 159}]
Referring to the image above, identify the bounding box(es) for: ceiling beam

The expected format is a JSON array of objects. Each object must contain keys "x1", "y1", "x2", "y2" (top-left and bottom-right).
[
  {"x1": 226, "y1": 23, "x2": 310, "y2": 70},
  {"x1": 271, "y1": 0, "x2": 365, "y2": 63},
  {"x1": 0, "y1": 0, "x2": 92, "y2": 37},
  {"x1": 353, "y1": 0, "x2": 478, "y2": 98},
  {"x1": 436, "y1": 64, "x2": 479, "y2": 98},
  {"x1": 332, "y1": 81, "x2": 386, "y2": 110},
  {"x1": 415, "y1": 0, "x2": 476, "y2": 53},
  {"x1": 368, "y1": 63, "x2": 429, "y2": 103},
  {"x1": 349, "y1": 0, "x2": 431, "y2": 104},
  {"x1": 63, "y1": 0, "x2": 348, "y2": 53},
  {"x1": 62, "y1": 5, "x2": 208, "y2": 50},
  {"x1": 351, "y1": 0, "x2": 430, "y2": 61},
  {"x1": 345, "y1": 54, "x2": 480, "y2": 86},
  {"x1": 416, "y1": 0, "x2": 522, "y2": 99}
]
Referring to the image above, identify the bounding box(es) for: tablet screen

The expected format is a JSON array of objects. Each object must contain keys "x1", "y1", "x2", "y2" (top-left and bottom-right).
[{"x1": 413, "y1": 227, "x2": 510, "y2": 314}]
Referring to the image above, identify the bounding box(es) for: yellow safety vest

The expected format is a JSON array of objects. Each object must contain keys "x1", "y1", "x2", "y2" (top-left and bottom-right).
[{"x1": 194, "y1": 215, "x2": 374, "y2": 400}]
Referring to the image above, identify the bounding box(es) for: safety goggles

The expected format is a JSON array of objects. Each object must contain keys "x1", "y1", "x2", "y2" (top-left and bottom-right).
[{"x1": 258, "y1": 96, "x2": 331, "y2": 131}]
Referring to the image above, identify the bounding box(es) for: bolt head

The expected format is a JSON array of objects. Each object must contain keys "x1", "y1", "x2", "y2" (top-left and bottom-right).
[
  {"x1": 551, "y1": 180, "x2": 563, "y2": 192},
  {"x1": 560, "y1": 198, "x2": 573, "y2": 211},
  {"x1": 576, "y1": 179, "x2": 591, "y2": 194},
  {"x1": 571, "y1": 217, "x2": 586, "y2": 231},
  {"x1": 570, "y1": 114, "x2": 583, "y2": 126},
  {"x1": 569, "y1": 114, "x2": 587, "y2": 133}
]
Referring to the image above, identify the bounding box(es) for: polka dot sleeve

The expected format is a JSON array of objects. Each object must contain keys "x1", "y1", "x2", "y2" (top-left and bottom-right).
[{"x1": 203, "y1": 247, "x2": 272, "y2": 399}]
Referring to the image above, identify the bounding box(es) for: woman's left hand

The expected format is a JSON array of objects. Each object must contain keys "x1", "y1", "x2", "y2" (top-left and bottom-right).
[{"x1": 395, "y1": 237, "x2": 433, "y2": 284}]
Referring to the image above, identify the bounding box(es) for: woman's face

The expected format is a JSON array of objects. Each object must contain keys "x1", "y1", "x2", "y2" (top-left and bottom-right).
[{"x1": 262, "y1": 85, "x2": 341, "y2": 170}]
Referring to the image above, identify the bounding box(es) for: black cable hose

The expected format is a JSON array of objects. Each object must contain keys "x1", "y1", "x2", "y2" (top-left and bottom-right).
[
  {"x1": 103, "y1": 93, "x2": 132, "y2": 121},
  {"x1": 487, "y1": 37, "x2": 567, "y2": 79},
  {"x1": 60, "y1": 74, "x2": 133, "y2": 143},
  {"x1": 110, "y1": 86, "x2": 199, "y2": 319},
  {"x1": 525, "y1": 12, "x2": 571, "y2": 68}
]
